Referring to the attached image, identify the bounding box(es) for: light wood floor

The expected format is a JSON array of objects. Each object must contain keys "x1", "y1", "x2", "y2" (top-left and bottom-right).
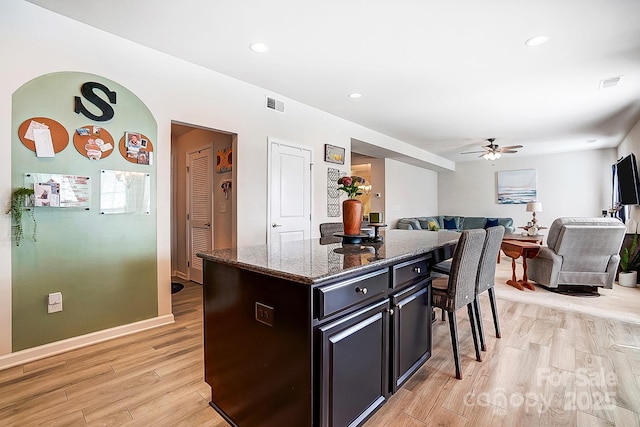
[{"x1": 2, "y1": 281, "x2": 640, "y2": 426}]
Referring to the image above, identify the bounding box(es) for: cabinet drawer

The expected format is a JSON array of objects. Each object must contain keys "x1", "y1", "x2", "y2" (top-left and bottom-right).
[
  {"x1": 316, "y1": 269, "x2": 389, "y2": 319},
  {"x1": 392, "y1": 256, "x2": 429, "y2": 288}
]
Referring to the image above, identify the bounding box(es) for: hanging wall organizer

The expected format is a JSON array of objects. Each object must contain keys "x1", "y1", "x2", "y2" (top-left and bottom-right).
[
  {"x1": 18, "y1": 117, "x2": 69, "y2": 156},
  {"x1": 73, "y1": 125, "x2": 115, "y2": 160}
]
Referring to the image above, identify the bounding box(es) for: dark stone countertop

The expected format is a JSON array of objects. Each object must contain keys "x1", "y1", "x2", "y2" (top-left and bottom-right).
[{"x1": 197, "y1": 229, "x2": 460, "y2": 285}]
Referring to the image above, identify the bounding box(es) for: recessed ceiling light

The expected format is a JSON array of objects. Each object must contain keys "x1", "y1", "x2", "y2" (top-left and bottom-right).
[
  {"x1": 525, "y1": 35, "x2": 549, "y2": 47},
  {"x1": 349, "y1": 93, "x2": 362, "y2": 99},
  {"x1": 249, "y1": 42, "x2": 268, "y2": 53}
]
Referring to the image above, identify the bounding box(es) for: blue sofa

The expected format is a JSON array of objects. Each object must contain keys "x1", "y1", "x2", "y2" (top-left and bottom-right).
[{"x1": 397, "y1": 215, "x2": 515, "y2": 234}]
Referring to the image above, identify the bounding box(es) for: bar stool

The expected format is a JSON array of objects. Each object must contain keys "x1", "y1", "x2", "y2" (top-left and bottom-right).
[
  {"x1": 431, "y1": 229, "x2": 485, "y2": 380},
  {"x1": 473, "y1": 225, "x2": 505, "y2": 351}
]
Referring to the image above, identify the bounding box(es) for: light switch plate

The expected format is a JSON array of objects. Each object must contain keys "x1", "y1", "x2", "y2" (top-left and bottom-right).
[{"x1": 48, "y1": 292, "x2": 63, "y2": 313}]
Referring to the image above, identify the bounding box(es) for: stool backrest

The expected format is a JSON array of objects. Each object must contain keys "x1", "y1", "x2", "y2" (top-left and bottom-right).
[
  {"x1": 447, "y1": 229, "x2": 486, "y2": 309},
  {"x1": 477, "y1": 226, "x2": 505, "y2": 294}
]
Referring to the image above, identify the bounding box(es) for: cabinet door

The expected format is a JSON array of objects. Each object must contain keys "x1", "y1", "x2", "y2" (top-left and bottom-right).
[
  {"x1": 317, "y1": 299, "x2": 390, "y2": 427},
  {"x1": 391, "y1": 280, "x2": 432, "y2": 392}
]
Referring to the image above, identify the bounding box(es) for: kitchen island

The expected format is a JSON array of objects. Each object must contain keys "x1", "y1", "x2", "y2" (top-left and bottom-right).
[{"x1": 198, "y1": 230, "x2": 459, "y2": 427}]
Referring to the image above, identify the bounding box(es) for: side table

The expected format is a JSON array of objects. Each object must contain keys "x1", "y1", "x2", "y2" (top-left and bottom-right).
[
  {"x1": 500, "y1": 240, "x2": 541, "y2": 291},
  {"x1": 498, "y1": 233, "x2": 544, "y2": 263}
]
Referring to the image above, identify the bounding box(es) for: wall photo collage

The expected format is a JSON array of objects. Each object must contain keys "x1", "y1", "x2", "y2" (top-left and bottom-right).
[{"x1": 18, "y1": 116, "x2": 154, "y2": 165}]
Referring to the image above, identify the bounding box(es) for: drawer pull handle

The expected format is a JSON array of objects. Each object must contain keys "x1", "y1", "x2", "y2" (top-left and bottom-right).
[
  {"x1": 388, "y1": 308, "x2": 395, "y2": 315},
  {"x1": 355, "y1": 287, "x2": 368, "y2": 295},
  {"x1": 412, "y1": 266, "x2": 421, "y2": 274}
]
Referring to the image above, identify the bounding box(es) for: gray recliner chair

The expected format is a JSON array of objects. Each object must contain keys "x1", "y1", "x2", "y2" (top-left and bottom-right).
[{"x1": 528, "y1": 217, "x2": 626, "y2": 289}]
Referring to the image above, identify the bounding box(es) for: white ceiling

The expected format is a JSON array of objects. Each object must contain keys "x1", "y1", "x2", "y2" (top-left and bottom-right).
[{"x1": 26, "y1": 0, "x2": 640, "y2": 163}]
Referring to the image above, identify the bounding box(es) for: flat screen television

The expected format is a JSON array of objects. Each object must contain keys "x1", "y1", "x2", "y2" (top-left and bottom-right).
[{"x1": 616, "y1": 153, "x2": 640, "y2": 205}]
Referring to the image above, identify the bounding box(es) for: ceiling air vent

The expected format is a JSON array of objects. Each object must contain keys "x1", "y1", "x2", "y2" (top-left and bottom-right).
[
  {"x1": 599, "y1": 76, "x2": 622, "y2": 89},
  {"x1": 266, "y1": 96, "x2": 285, "y2": 114}
]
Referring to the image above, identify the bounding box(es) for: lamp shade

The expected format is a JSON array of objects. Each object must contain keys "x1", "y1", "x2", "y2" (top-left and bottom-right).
[{"x1": 526, "y1": 202, "x2": 542, "y2": 212}]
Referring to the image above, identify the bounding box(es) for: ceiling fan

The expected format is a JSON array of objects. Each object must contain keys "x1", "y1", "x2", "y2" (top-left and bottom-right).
[{"x1": 460, "y1": 138, "x2": 523, "y2": 160}]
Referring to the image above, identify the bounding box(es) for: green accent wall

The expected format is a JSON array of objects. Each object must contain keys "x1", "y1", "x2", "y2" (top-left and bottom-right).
[{"x1": 11, "y1": 72, "x2": 158, "y2": 351}]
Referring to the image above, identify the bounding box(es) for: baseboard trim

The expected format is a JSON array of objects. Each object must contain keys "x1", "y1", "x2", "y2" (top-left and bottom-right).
[
  {"x1": 0, "y1": 314, "x2": 175, "y2": 371},
  {"x1": 173, "y1": 271, "x2": 188, "y2": 280}
]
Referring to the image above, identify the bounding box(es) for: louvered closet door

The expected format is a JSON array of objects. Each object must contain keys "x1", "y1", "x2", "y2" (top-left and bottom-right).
[{"x1": 188, "y1": 147, "x2": 213, "y2": 284}]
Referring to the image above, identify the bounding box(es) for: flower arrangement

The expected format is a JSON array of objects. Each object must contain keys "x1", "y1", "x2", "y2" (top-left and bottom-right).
[{"x1": 337, "y1": 176, "x2": 365, "y2": 199}]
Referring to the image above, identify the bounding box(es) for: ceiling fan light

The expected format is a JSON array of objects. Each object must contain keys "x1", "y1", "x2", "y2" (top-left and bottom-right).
[
  {"x1": 483, "y1": 153, "x2": 491, "y2": 160},
  {"x1": 495, "y1": 152, "x2": 501, "y2": 159}
]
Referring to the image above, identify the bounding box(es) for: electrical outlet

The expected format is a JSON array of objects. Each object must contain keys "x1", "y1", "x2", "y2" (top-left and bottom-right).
[
  {"x1": 255, "y1": 302, "x2": 274, "y2": 327},
  {"x1": 48, "y1": 292, "x2": 63, "y2": 313}
]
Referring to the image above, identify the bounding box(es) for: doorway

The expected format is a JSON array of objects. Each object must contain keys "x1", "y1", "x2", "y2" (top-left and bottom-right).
[
  {"x1": 171, "y1": 122, "x2": 236, "y2": 283},
  {"x1": 268, "y1": 138, "x2": 312, "y2": 244},
  {"x1": 352, "y1": 152, "x2": 385, "y2": 222}
]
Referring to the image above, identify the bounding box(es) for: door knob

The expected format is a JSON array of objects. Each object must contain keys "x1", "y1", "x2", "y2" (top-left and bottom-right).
[
  {"x1": 272, "y1": 223, "x2": 282, "y2": 228},
  {"x1": 204, "y1": 222, "x2": 211, "y2": 227}
]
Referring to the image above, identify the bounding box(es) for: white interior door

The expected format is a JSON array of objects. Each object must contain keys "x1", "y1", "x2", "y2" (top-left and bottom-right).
[
  {"x1": 269, "y1": 139, "x2": 312, "y2": 244},
  {"x1": 187, "y1": 147, "x2": 213, "y2": 284}
]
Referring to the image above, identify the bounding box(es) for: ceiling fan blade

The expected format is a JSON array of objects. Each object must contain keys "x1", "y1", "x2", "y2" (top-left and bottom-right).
[
  {"x1": 500, "y1": 150, "x2": 518, "y2": 153},
  {"x1": 460, "y1": 150, "x2": 485, "y2": 154},
  {"x1": 499, "y1": 145, "x2": 523, "y2": 150}
]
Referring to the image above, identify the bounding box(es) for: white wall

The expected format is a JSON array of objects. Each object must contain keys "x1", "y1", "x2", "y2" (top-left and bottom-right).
[
  {"x1": 0, "y1": 0, "x2": 445, "y2": 362},
  {"x1": 385, "y1": 159, "x2": 438, "y2": 227},
  {"x1": 438, "y1": 149, "x2": 617, "y2": 230}
]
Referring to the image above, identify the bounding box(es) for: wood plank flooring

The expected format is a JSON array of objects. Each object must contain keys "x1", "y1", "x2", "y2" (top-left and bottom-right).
[{"x1": 1, "y1": 280, "x2": 640, "y2": 426}]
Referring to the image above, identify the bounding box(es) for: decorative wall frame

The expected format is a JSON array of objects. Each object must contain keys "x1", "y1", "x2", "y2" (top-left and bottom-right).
[
  {"x1": 327, "y1": 167, "x2": 345, "y2": 217},
  {"x1": 18, "y1": 117, "x2": 69, "y2": 155},
  {"x1": 324, "y1": 144, "x2": 345, "y2": 164},
  {"x1": 25, "y1": 172, "x2": 91, "y2": 209},
  {"x1": 216, "y1": 147, "x2": 233, "y2": 173},
  {"x1": 497, "y1": 169, "x2": 537, "y2": 204},
  {"x1": 100, "y1": 170, "x2": 151, "y2": 215},
  {"x1": 73, "y1": 125, "x2": 115, "y2": 160},
  {"x1": 119, "y1": 132, "x2": 154, "y2": 164}
]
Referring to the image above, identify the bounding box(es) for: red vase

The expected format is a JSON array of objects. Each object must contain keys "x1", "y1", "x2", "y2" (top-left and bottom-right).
[{"x1": 343, "y1": 199, "x2": 363, "y2": 235}]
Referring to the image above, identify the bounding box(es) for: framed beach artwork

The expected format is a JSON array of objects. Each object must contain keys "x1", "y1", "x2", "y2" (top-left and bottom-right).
[{"x1": 497, "y1": 169, "x2": 537, "y2": 204}]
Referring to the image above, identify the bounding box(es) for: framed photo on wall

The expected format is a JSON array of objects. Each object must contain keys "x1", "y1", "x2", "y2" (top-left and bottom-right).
[
  {"x1": 497, "y1": 169, "x2": 537, "y2": 204},
  {"x1": 324, "y1": 144, "x2": 345, "y2": 164}
]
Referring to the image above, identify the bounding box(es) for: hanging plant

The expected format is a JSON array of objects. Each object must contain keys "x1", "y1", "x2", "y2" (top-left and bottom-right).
[{"x1": 7, "y1": 187, "x2": 36, "y2": 246}]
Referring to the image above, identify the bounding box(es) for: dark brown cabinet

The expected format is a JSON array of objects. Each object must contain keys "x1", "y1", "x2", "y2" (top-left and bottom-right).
[
  {"x1": 314, "y1": 257, "x2": 432, "y2": 426},
  {"x1": 316, "y1": 299, "x2": 390, "y2": 427},
  {"x1": 390, "y1": 280, "x2": 431, "y2": 392},
  {"x1": 201, "y1": 242, "x2": 450, "y2": 427}
]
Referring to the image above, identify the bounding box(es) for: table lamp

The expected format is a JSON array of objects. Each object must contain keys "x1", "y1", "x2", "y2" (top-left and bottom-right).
[{"x1": 526, "y1": 202, "x2": 542, "y2": 226}]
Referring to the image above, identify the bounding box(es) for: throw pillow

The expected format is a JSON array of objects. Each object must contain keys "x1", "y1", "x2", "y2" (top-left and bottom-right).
[
  {"x1": 485, "y1": 218, "x2": 500, "y2": 228},
  {"x1": 443, "y1": 217, "x2": 457, "y2": 230},
  {"x1": 428, "y1": 220, "x2": 440, "y2": 231},
  {"x1": 403, "y1": 218, "x2": 421, "y2": 230}
]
